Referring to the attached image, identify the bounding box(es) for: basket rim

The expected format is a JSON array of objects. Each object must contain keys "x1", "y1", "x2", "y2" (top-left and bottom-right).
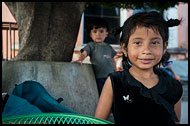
[{"x1": 2, "y1": 112, "x2": 114, "y2": 124}]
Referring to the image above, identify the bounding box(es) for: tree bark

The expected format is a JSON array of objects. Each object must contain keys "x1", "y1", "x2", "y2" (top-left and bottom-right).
[{"x1": 5, "y1": 2, "x2": 86, "y2": 61}]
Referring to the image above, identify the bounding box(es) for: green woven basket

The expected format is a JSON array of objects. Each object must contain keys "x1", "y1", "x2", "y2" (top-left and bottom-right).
[{"x1": 2, "y1": 113, "x2": 114, "y2": 124}]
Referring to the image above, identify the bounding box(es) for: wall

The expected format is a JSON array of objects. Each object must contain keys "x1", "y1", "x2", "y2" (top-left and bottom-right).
[
  {"x1": 2, "y1": 2, "x2": 16, "y2": 22},
  {"x1": 2, "y1": 2, "x2": 19, "y2": 60},
  {"x1": 178, "y1": 3, "x2": 188, "y2": 58}
]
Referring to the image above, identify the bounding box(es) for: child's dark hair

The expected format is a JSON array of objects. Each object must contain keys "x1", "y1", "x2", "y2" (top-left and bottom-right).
[
  {"x1": 162, "y1": 51, "x2": 171, "y2": 61},
  {"x1": 117, "y1": 11, "x2": 181, "y2": 73},
  {"x1": 87, "y1": 18, "x2": 109, "y2": 35},
  {"x1": 160, "y1": 51, "x2": 173, "y2": 68}
]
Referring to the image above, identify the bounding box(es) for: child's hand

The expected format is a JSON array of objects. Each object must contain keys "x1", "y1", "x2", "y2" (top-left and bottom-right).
[
  {"x1": 72, "y1": 51, "x2": 87, "y2": 64},
  {"x1": 174, "y1": 75, "x2": 181, "y2": 81}
]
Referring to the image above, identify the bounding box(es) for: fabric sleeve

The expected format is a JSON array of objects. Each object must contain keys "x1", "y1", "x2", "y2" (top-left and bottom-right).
[
  {"x1": 80, "y1": 42, "x2": 94, "y2": 56},
  {"x1": 173, "y1": 80, "x2": 183, "y2": 104},
  {"x1": 167, "y1": 77, "x2": 183, "y2": 105}
]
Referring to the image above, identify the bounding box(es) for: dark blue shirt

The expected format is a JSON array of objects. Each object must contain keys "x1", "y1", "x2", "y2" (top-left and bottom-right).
[
  {"x1": 81, "y1": 42, "x2": 116, "y2": 78},
  {"x1": 109, "y1": 70, "x2": 183, "y2": 124}
]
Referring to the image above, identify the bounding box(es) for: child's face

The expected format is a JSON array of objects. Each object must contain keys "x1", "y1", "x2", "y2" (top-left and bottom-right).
[
  {"x1": 123, "y1": 26, "x2": 167, "y2": 71},
  {"x1": 90, "y1": 27, "x2": 108, "y2": 43}
]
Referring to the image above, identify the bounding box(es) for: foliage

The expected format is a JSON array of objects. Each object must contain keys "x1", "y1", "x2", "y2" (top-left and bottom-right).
[{"x1": 86, "y1": 2, "x2": 187, "y2": 11}]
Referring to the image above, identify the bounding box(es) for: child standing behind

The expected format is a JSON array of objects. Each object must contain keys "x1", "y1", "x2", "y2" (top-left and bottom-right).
[
  {"x1": 94, "y1": 11, "x2": 183, "y2": 124},
  {"x1": 72, "y1": 18, "x2": 117, "y2": 95}
]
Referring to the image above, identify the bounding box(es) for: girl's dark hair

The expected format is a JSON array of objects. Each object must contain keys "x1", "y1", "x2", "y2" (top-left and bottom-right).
[
  {"x1": 117, "y1": 11, "x2": 181, "y2": 73},
  {"x1": 87, "y1": 18, "x2": 109, "y2": 35}
]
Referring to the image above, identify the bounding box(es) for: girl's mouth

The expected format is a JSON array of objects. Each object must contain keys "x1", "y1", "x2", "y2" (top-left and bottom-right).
[{"x1": 138, "y1": 59, "x2": 154, "y2": 64}]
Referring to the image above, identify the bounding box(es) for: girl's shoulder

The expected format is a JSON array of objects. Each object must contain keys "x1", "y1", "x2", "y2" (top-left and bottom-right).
[
  {"x1": 159, "y1": 70, "x2": 182, "y2": 91},
  {"x1": 158, "y1": 70, "x2": 183, "y2": 104},
  {"x1": 109, "y1": 70, "x2": 129, "y2": 82},
  {"x1": 108, "y1": 70, "x2": 136, "y2": 90}
]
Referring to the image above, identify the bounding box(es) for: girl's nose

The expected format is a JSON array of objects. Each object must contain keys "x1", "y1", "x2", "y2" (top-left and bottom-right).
[{"x1": 142, "y1": 44, "x2": 152, "y2": 54}]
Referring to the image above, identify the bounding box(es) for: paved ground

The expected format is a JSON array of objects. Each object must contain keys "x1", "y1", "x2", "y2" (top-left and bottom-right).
[
  {"x1": 181, "y1": 100, "x2": 188, "y2": 124},
  {"x1": 170, "y1": 60, "x2": 188, "y2": 124},
  {"x1": 180, "y1": 82, "x2": 188, "y2": 124}
]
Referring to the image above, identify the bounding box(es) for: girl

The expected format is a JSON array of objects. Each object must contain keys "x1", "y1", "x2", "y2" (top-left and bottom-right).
[{"x1": 94, "y1": 11, "x2": 183, "y2": 124}]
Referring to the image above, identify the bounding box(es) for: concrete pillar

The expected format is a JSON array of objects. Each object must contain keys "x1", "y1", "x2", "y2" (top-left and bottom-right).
[{"x1": 2, "y1": 61, "x2": 99, "y2": 116}]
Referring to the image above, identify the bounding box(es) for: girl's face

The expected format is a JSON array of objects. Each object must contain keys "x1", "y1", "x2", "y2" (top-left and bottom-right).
[
  {"x1": 122, "y1": 26, "x2": 167, "y2": 71},
  {"x1": 90, "y1": 27, "x2": 108, "y2": 43}
]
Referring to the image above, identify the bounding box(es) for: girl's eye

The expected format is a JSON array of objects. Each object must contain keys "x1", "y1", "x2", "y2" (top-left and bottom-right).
[
  {"x1": 152, "y1": 41, "x2": 160, "y2": 45},
  {"x1": 134, "y1": 41, "x2": 142, "y2": 45}
]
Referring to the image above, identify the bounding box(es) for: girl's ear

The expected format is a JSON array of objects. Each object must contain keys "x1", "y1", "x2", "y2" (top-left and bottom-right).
[
  {"x1": 163, "y1": 41, "x2": 168, "y2": 54},
  {"x1": 121, "y1": 43, "x2": 127, "y2": 55}
]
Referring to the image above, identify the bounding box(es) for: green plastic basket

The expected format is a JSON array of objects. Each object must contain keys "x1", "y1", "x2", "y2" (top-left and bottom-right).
[{"x1": 2, "y1": 113, "x2": 114, "y2": 124}]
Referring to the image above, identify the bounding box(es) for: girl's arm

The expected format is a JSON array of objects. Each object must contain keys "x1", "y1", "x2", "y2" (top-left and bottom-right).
[
  {"x1": 72, "y1": 50, "x2": 87, "y2": 64},
  {"x1": 174, "y1": 98, "x2": 182, "y2": 124},
  {"x1": 94, "y1": 76, "x2": 113, "y2": 120}
]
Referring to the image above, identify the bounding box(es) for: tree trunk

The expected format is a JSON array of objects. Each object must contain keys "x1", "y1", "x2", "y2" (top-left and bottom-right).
[{"x1": 5, "y1": 2, "x2": 86, "y2": 61}]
